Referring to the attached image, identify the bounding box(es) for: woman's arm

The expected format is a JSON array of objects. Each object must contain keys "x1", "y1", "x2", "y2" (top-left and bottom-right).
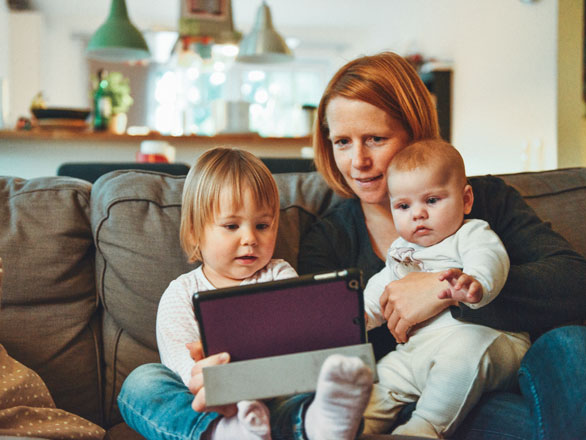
[
  {"x1": 298, "y1": 200, "x2": 454, "y2": 350},
  {"x1": 298, "y1": 200, "x2": 385, "y2": 280},
  {"x1": 298, "y1": 216, "x2": 348, "y2": 275},
  {"x1": 299, "y1": 200, "x2": 403, "y2": 359},
  {"x1": 457, "y1": 176, "x2": 586, "y2": 335}
]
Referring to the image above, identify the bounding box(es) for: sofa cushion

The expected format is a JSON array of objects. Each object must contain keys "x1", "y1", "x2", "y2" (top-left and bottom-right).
[
  {"x1": 91, "y1": 170, "x2": 191, "y2": 427},
  {"x1": 497, "y1": 167, "x2": 586, "y2": 257},
  {"x1": 0, "y1": 176, "x2": 101, "y2": 425},
  {"x1": 90, "y1": 169, "x2": 342, "y2": 426}
]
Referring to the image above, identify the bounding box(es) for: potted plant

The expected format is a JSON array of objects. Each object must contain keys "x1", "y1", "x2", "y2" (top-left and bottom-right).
[{"x1": 91, "y1": 71, "x2": 133, "y2": 134}]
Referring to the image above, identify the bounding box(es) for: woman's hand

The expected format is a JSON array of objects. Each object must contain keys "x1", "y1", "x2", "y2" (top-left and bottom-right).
[
  {"x1": 380, "y1": 271, "x2": 456, "y2": 343},
  {"x1": 185, "y1": 341, "x2": 236, "y2": 417}
]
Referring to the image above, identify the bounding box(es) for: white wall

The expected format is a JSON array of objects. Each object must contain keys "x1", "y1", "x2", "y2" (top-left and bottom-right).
[
  {"x1": 8, "y1": 11, "x2": 43, "y2": 126},
  {"x1": 296, "y1": 0, "x2": 560, "y2": 174},
  {"x1": 0, "y1": 2, "x2": 9, "y2": 128},
  {"x1": 4, "y1": 0, "x2": 585, "y2": 175},
  {"x1": 558, "y1": 0, "x2": 586, "y2": 168},
  {"x1": 0, "y1": 2, "x2": 8, "y2": 78}
]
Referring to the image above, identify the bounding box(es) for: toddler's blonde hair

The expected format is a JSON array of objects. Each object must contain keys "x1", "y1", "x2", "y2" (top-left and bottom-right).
[{"x1": 180, "y1": 147, "x2": 280, "y2": 263}]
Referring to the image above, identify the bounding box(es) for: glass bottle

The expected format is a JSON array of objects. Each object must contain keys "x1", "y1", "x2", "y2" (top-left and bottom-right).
[{"x1": 93, "y1": 69, "x2": 112, "y2": 131}]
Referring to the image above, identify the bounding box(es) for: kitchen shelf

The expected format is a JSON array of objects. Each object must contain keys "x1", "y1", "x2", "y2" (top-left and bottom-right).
[
  {"x1": 0, "y1": 129, "x2": 313, "y2": 179},
  {"x1": 0, "y1": 129, "x2": 311, "y2": 147}
]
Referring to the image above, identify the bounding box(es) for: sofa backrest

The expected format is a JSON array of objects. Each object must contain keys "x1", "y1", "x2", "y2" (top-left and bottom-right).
[
  {"x1": 0, "y1": 176, "x2": 102, "y2": 425},
  {"x1": 497, "y1": 167, "x2": 586, "y2": 257}
]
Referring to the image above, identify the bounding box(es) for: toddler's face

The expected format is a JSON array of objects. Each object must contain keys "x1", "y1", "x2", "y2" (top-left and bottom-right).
[
  {"x1": 388, "y1": 165, "x2": 473, "y2": 247},
  {"x1": 199, "y1": 186, "x2": 278, "y2": 288}
]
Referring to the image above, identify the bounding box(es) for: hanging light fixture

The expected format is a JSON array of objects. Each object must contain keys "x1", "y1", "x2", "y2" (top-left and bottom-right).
[
  {"x1": 236, "y1": 1, "x2": 293, "y2": 64},
  {"x1": 86, "y1": 0, "x2": 150, "y2": 62}
]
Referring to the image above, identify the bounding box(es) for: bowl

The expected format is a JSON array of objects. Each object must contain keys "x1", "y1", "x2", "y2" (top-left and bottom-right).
[{"x1": 31, "y1": 108, "x2": 91, "y2": 120}]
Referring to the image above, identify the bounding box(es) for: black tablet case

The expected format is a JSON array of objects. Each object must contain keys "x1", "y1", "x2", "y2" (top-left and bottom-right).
[{"x1": 193, "y1": 268, "x2": 365, "y2": 362}]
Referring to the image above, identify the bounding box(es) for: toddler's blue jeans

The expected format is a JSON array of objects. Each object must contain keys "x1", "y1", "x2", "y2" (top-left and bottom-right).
[{"x1": 117, "y1": 363, "x2": 313, "y2": 440}]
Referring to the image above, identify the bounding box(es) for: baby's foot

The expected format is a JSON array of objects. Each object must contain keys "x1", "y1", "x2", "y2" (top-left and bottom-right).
[
  {"x1": 305, "y1": 354, "x2": 373, "y2": 440},
  {"x1": 207, "y1": 400, "x2": 271, "y2": 440}
]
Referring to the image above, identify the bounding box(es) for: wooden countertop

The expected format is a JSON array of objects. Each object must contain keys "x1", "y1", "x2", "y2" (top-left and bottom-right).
[{"x1": 0, "y1": 129, "x2": 312, "y2": 147}]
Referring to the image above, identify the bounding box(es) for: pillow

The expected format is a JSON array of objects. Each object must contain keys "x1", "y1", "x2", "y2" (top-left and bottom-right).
[{"x1": 0, "y1": 344, "x2": 105, "y2": 439}]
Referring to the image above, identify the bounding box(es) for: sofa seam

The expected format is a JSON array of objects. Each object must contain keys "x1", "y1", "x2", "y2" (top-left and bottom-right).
[
  {"x1": 89, "y1": 313, "x2": 106, "y2": 427},
  {"x1": 105, "y1": 326, "x2": 124, "y2": 428},
  {"x1": 518, "y1": 185, "x2": 586, "y2": 199},
  {"x1": 8, "y1": 186, "x2": 92, "y2": 205},
  {"x1": 518, "y1": 364, "x2": 545, "y2": 440},
  {"x1": 93, "y1": 198, "x2": 182, "y2": 310},
  {"x1": 490, "y1": 167, "x2": 584, "y2": 177}
]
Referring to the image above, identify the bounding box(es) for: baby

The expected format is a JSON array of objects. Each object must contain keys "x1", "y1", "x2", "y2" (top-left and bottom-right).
[{"x1": 362, "y1": 139, "x2": 531, "y2": 438}]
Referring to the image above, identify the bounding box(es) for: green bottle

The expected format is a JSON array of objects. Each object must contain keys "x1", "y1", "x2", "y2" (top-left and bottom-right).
[{"x1": 93, "y1": 69, "x2": 112, "y2": 131}]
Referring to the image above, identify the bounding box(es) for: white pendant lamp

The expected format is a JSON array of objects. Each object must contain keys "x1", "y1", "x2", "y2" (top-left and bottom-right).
[{"x1": 236, "y1": 1, "x2": 293, "y2": 64}]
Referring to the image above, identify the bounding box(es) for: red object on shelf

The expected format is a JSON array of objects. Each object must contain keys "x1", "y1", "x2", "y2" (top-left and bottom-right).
[{"x1": 136, "y1": 152, "x2": 169, "y2": 163}]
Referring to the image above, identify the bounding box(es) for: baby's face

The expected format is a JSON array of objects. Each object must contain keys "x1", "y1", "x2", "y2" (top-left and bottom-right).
[
  {"x1": 388, "y1": 165, "x2": 473, "y2": 247},
  {"x1": 199, "y1": 186, "x2": 277, "y2": 288}
]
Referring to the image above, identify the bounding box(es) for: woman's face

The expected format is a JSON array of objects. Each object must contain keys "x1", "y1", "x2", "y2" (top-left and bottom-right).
[{"x1": 326, "y1": 97, "x2": 410, "y2": 206}]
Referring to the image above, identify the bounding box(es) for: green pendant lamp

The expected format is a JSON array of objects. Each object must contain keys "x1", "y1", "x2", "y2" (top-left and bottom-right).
[
  {"x1": 86, "y1": 0, "x2": 150, "y2": 62},
  {"x1": 236, "y1": 1, "x2": 293, "y2": 64}
]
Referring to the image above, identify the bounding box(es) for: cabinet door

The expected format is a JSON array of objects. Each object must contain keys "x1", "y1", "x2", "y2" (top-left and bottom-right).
[{"x1": 420, "y1": 70, "x2": 452, "y2": 142}]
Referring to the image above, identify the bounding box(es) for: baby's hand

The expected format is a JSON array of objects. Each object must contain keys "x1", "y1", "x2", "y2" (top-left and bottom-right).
[{"x1": 437, "y1": 269, "x2": 483, "y2": 304}]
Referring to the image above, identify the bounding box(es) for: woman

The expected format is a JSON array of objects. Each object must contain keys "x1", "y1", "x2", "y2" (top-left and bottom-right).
[
  {"x1": 119, "y1": 51, "x2": 586, "y2": 440},
  {"x1": 298, "y1": 51, "x2": 586, "y2": 439}
]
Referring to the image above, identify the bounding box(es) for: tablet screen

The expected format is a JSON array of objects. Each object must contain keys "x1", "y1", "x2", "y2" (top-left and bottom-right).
[{"x1": 193, "y1": 268, "x2": 365, "y2": 362}]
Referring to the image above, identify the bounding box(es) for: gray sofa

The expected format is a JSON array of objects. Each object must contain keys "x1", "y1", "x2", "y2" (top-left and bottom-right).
[{"x1": 0, "y1": 167, "x2": 584, "y2": 440}]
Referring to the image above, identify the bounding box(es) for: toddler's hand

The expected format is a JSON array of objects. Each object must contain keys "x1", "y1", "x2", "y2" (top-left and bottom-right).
[
  {"x1": 437, "y1": 269, "x2": 483, "y2": 304},
  {"x1": 186, "y1": 341, "x2": 236, "y2": 417}
]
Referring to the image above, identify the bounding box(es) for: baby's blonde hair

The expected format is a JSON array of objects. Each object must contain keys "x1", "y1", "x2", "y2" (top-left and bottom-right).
[
  {"x1": 180, "y1": 147, "x2": 280, "y2": 263},
  {"x1": 388, "y1": 139, "x2": 468, "y2": 188}
]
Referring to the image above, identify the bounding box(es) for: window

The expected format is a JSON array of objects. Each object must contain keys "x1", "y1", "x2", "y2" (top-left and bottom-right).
[{"x1": 149, "y1": 39, "x2": 328, "y2": 137}]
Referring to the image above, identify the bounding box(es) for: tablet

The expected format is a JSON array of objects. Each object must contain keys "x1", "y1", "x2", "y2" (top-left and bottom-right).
[{"x1": 192, "y1": 268, "x2": 365, "y2": 362}]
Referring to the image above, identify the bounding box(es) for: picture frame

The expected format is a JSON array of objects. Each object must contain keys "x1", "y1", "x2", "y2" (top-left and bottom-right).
[
  {"x1": 179, "y1": 0, "x2": 237, "y2": 41},
  {"x1": 182, "y1": 0, "x2": 228, "y2": 22}
]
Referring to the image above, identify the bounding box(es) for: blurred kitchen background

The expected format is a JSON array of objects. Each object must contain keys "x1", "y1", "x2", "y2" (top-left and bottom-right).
[{"x1": 0, "y1": 0, "x2": 584, "y2": 176}]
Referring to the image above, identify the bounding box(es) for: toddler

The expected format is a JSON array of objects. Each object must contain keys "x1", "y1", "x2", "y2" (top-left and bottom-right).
[
  {"x1": 362, "y1": 140, "x2": 531, "y2": 438},
  {"x1": 120, "y1": 147, "x2": 373, "y2": 440}
]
